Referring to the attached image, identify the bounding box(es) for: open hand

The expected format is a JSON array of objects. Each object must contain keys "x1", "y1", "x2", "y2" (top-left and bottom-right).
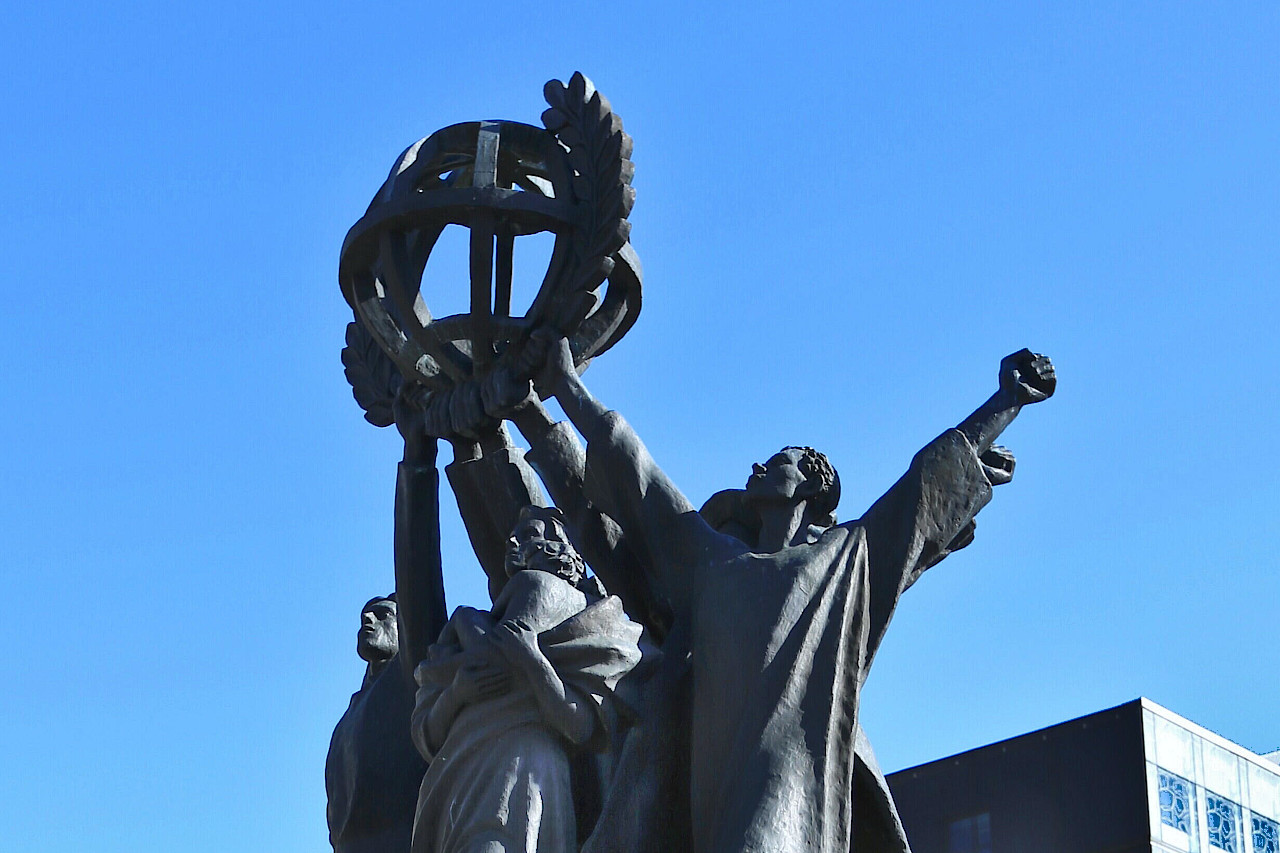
[
  {"x1": 999, "y1": 349, "x2": 1056, "y2": 406},
  {"x1": 491, "y1": 618, "x2": 541, "y2": 668},
  {"x1": 451, "y1": 658, "x2": 511, "y2": 704}
]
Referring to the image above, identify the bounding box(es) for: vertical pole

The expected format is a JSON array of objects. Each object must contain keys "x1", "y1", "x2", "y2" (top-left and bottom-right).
[
  {"x1": 494, "y1": 232, "x2": 514, "y2": 318},
  {"x1": 469, "y1": 123, "x2": 501, "y2": 370},
  {"x1": 468, "y1": 212, "x2": 495, "y2": 369}
]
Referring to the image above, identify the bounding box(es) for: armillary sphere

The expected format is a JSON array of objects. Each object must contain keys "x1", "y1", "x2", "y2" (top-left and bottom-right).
[{"x1": 339, "y1": 73, "x2": 641, "y2": 396}]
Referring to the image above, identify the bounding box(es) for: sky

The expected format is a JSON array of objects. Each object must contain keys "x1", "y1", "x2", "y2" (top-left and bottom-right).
[{"x1": 1, "y1": 2, "x2": 1277, "y2": 850}]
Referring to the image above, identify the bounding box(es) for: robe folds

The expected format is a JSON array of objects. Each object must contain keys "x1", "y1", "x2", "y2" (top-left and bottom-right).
[
  {"x1": 579, "y1": 412, "x2": 994, "y2": 853},
  {"x1": 410, "y1": 570, "x2": 642, "y2": 853},
  {"x1": 326, "y1": 654, "x2": 426, "y2": 853}
]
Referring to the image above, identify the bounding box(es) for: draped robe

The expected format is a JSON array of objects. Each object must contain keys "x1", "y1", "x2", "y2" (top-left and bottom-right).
[
  {"x1": 579, "y1": 412, "x2": 995, "y2": 853},
  {"x1": 326, "y1": 654, "x2": 427, "y2": 853},
  {"x1": 410, "y1": 569, "x2": 642, "y2": 853}
]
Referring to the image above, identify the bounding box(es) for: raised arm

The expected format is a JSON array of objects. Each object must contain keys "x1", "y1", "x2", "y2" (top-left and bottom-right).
[
  {"x1": 957, "y1": 349, "x2": 1056, "y2": 454},
  {"x1": 445, "y1": 425, "x2": 549, "y2": 603},
  {"x1": 481, "y1": 371, "x2": 671, "y2": 638},
  {"x1": 392, "y1": 384, "x2": 448, "y2": 683},
  {"x1": 513, "y1": 332, "x2": 735, "y2": 614},
  {"x1": 858, "y1": 349, "x2": 1056, "y2": 677},
  {"x1": 528, "y1": 334, "x2": 613, "y2": 437}
]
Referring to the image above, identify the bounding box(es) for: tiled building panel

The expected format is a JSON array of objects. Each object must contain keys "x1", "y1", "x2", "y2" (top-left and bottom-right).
[{"x1": 890, "y1": 700, "x2": 1275, "y2": 853}]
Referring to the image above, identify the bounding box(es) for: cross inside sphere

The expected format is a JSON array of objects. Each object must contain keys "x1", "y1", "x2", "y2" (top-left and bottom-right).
[
  {"x1": 340, "y1": 119, "x2": 577, "y2": 389},
  {"x1": 340, "y1": 75, "x2": 644, "y2": 395}
]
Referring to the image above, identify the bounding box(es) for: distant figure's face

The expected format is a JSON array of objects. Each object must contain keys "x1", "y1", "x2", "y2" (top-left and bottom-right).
[
  {"x1": 744, "y1": 448, "x2": 809, "y2": 504},
  {"x1": 505, "y1": 517, "x2": 585, "y2": 587},
  {"x1": 357, "y1": 598, "x2": 398, "y2": 664}
]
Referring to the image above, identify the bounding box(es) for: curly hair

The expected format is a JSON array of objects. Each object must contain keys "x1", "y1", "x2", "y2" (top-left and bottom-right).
[
  {"x1": 509, "y1": 505, "x2": 588, "y2": 585},
  {"x1": 782, "y1": 446, "x2": 841, "y2": 518}
]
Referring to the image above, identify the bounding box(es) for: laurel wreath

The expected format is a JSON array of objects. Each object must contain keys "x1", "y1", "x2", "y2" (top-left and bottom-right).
[
  {"x1": 541, "y1": 72, "x2": 636, "y2": 332},
  {"x1": 343, "y1": 73, "x2": 637, "y2": 427},
  {"x1": 341, "y1": 320, "x2": 403, "y2": 427}
]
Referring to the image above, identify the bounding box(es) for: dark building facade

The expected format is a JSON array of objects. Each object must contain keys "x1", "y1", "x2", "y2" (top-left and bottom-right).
[{"x1": 886, "y1": 699, "x2": 1280, "y2": 853}]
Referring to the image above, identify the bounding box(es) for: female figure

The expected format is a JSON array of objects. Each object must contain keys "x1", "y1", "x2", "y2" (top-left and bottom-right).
[{"x1": 410, "y1": 506, "x2": 642, "y2": 853}]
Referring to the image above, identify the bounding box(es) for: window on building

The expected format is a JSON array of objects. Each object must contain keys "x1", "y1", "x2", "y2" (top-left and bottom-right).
[
  {"x1": 1206, "y1": 792, "x2": 1241, "y2": 852},
  {"x1": 1159, "y1": 769, "x2": 1196, "y2": 834},
  {"x1": 947, "y1": 812, "x2": 991, "y2": 853},
  {"x1": 1254, "y1": 815, "x2": 1279, "y2": 853}
]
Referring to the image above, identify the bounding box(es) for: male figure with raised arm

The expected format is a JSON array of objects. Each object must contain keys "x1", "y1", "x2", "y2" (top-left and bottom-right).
[
  {"x1": 325, "y1": 384, "x2": 547, "y2": 853},
  {"x1": 325, "y1": 593, "x2": 429, "y2": 853},
  {"x1": 324, "y1": 385, "x2": 448, "y2": 853},
  {"x1": 511, "y1": 333, "x2": 1055, "y2": 853}
]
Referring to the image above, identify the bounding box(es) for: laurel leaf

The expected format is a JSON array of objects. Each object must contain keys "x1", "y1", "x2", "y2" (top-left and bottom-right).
[
  {"x1": 597, "y1": 133, "x2": 622, "y2": 170},
  {"x1": 599, "y1": 221, "x2": 630, "y2": 254},
  {"x1": 539, "y1": 72, "x2": 640, "y2": 352},
  {"x1": 543, "y1": 79, "x2": 568, "y2": 108},
  {"x1": 541, "y1": 107, "x2": 569, "y2": 132},
  {"x1": 341, "y1": 320, "x2": 403, "y2": 427},
  {"x1": 585, "y1": 221, "x2": 627, "y2": 260},
  {"x1": 586, "y1": 91, "x2": 604, "y2": 120},
  {"x1": 601, "y1": 184, "x2": 633, "y2": 222},
  {"x1": 600, "y1": 183, "x2": 621, "y2": 211},
  {"x1": 574, "y1": 258, "x2": 612, "y2": 295},
  {"x1": 558, "y1": 124, "x2": 585, "y2": 149}
]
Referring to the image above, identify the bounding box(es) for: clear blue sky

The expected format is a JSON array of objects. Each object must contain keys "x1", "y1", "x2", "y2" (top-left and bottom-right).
[{"x1": 1, "y1": 2, "x2": 1277, "y2": 850}]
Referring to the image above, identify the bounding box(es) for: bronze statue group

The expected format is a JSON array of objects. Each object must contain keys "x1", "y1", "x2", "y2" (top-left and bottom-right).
[{"x1": 326, "y1": 330, "x2": 1056, "y2": 853}]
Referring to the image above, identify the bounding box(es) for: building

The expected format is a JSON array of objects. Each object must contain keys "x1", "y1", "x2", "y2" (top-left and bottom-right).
[{"x1": 886, "y1": 698, "x2": 1279, "y2": 853}]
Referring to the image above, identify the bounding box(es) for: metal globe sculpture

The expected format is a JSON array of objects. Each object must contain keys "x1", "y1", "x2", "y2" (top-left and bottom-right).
[{"x1": 339, "y1": 73, "x2": 641, "y2": 410}]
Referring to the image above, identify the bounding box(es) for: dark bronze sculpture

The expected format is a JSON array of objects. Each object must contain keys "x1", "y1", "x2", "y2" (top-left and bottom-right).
[
  {"x1": 337, "y1": 344, "x2": 652, "y2": 852},
  {"x1": 338, "y1": 73, "x2": 640, "y2": 406},
  {"x1": 502, "y1": 335, "x2": 1053, "y2": 853},
  {"x1": 410, "y1": 504, "x2": 641, "y2": 853},
  {"x1": 325, "y1": 595, "x2": 427, "y2": 853},
  {"x1": 333, "y1": 73, "x2": 1057, "y2": 853}
]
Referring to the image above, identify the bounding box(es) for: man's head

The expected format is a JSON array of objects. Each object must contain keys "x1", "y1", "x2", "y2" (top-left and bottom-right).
[
  {"x1": 504, "y1": 505, "x2": 586, "y2": 588},
  {"x1": 744, "y1": 446, "x2": 840, "y2": 520},
  {"x1": 356, "y1": 595, "x2": 399, "y2": 664}
]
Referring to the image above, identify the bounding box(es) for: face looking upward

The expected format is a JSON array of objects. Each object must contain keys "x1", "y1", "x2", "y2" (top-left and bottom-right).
[
  {"x1": 356, "y1": 598, "x2": 399, "y2": 664},
  {"x1": 745, "y1": 448, "x2": 810, "y2": 504}
]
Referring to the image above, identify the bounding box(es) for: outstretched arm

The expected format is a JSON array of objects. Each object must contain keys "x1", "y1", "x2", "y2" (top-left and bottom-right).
[
  {"x1": 521, "y1": 331, "x2": 611, "y2": 437},
  {"x1": 957, "y1": 349, "x2": 1056, "y2": 454},
  {"x1": 416, "y1": 381, "x2": 554, "y2": 602},
  {"x1": 447, "y1": 425, "x2": 549, "y2": 603},
  {"x1": 859, "y1": 349, "x2": 1056, "y2": 677}
]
